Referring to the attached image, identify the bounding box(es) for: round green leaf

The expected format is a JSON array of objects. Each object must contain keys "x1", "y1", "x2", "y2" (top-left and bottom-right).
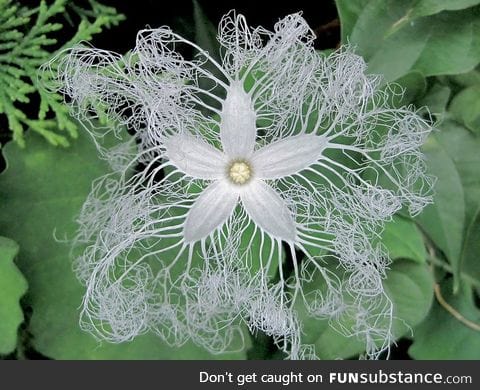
[
  {"x1": 449, "y1": 86, "x2": 480, "y2": 134},
  {"x1": 0, "y1": 236, "x2": 27, "y2": 355},
  {"x1": 409, "y1": 279, "x2": 480, "y2": 359},
  {"x1": 378, "y1": 215, "x2": 427, "y2": 263}
]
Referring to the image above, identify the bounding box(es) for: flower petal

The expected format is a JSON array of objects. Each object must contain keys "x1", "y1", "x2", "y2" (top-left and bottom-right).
[
  {"x1": 165, "y1": 133, "x2": 227, "y2": 179},
  {"x1": 184, "y1": 181, "x2": 238, "y2": 243},
  {"x1": 241, "y1": 181, "x2": 296, "y2": 242},
  {"x1": 252, "y1": 134, "x2": 327, "y2": 179},
  {"x1": 220, "y1": 81, "x2": 257, "y2": 158}
]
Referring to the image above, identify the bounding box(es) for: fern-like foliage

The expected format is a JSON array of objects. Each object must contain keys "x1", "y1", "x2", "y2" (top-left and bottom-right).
[{"x1": 0, "y1": 0, "x2": 124, "y2": 147}]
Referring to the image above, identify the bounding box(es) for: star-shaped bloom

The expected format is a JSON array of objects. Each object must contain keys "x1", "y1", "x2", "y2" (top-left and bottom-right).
[
  {"x1": 44, "y1": 11, "x2": 433, "y2": 359},
  {"x1": 166, "y1": 82, "x2": 326, "y2": 244}
]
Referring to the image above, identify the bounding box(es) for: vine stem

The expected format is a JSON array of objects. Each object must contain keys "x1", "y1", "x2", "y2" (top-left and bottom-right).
[
  {"x1": 427, "y1": 245, "x2": 480, "y2": 332},
  {"x1": 432, "y1": 283, "x2": 480, "y2": 332}
]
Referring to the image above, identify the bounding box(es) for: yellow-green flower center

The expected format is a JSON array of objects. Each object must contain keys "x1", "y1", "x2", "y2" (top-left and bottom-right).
[{"x1": 228, "y1": 161, "x2": 251, "y2": 184}]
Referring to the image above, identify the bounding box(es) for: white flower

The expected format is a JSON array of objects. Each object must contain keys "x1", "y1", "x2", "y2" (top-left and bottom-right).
[
  {"x1": 44, "y1": 11, "x2": 434, "y2": 359},
  {"x1": 166, "y1": 88, "x2": 327, "y2": 244}
]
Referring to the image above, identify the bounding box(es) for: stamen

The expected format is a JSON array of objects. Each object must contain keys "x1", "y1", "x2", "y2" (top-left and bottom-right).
[{"x1": 228, "y1": 161, "x2": 252, "y2": 184}]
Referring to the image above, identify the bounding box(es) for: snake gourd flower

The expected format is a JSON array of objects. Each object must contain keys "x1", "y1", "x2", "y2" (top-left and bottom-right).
[{"x1": 43, "y1": 11, "x2": 434, "y2": 359}]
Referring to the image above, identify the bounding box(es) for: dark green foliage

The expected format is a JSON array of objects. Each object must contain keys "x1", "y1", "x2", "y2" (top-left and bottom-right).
[
  {"x1": 337, "y1": 0, "x2": 480, "y2": 359},
  {"x1": 0, "y1": 236, "x2": 27, "y2": 355},
  {"x1": 0, "y1": 0, "x2": 124, "y2": 147}
]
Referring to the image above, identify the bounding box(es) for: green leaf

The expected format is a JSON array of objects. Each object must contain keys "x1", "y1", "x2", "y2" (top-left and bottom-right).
[
  {"x1": 434, "y1": 121, "x2": 480, "y2": 227},
  {"x1": 379, "y1": 215, "x2": 426, "y2": 263},
  {"x1": 335, "y1": 0, "x2": 370, "y2": 43},
  {"x1": 410, "y1": 0, "x2": 480, "y2": 17},
  {"x1": 342, "y1": 0, "x2": 480, "y2": 82},
  {"x1": 0, "y1": 236, "x2": 27, "y2": 355},
  {"x1": 449, "y1": 86, "x2": 480, "y2": 134},
  {"x1": 388, "y1": 71, "x2": 427, "y2": 107},
  {"x1": 240, "y1": 221, "x2": 282, "y2": 279},
  {"x1": 416, "y1": 133, "x2": 465, "y2": 289},
  {"x1": 299, "y1": 259, "x2": 433, "y2": 359},
  {"x1": 461, "y1": 207, "x2": 480, "y2": 285},
  {"x1": 389, "y1": 0, "x2": 480, "y2": 34},
  {"x1": 433, "y1": 121, "x2": 480, "y2": 287},
  {"x1": 0, "y1": 131, "x2": 247, "y2": 359},
  {"x1": 415, "y1": 82, "x2": 451, "y2": 119},
  {"x1": 409, "y1": 279, "x2": 480, "y2": 359},
  {"x1": 192, "y1": 1, "x2": 224, "y2": 106},
  {"x1": 193, "y1": 0, "x2": 219, "y2": 62},
  {"x1": 449, "y1": 68, "x2": 480, "y2": 88}
]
